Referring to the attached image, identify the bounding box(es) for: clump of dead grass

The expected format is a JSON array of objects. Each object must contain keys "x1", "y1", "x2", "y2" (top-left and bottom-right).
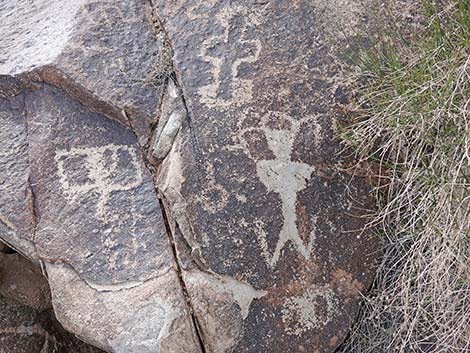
[{"x1": 338, "y1": 1, "x2": 470, "y2": 352}]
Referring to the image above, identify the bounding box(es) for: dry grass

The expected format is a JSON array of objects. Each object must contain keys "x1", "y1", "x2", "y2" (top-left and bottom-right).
[{"x1": 337, "y1": 1, "x2": 470, "y2": 352}]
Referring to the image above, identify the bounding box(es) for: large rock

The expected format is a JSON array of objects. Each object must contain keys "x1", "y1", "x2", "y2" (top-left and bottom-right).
[
  {"x1": 153, "y1": 1, "x2": 379, "y2": 352},
  {"x1": 0, "y1": 0, "x2": 163, "y2": 258},
  {"x1": 1, "y1": 0, "x2": 382, "y2": 352},
  {"x1": 0, "y1": 1, "x2": 201, "y2": 352},
  {"x1": 0, "y1": 79, "x2": 202, "y2": 352},
  {"x1": 0, "y1": 90, "x2": 35, "y2": 260},
  {"x1": 0, "y1": 0, "x2": 163, "y2": 143}
]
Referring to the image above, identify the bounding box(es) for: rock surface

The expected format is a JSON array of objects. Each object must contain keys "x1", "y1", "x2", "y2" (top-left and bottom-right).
[
  {"x1": 0, "y1": 1, "x2": 201, "y2": 352},
  {"x1": 154, "y1": 1, "x2": 379, "y2": 352},
  {"x1": 0, "y1": 0, "x2": 162, "y2": 143},
  {"x1": 0, "y1": 245, "x2": 104, "y2": 353},
  {"x1": 1, "y1": 0, "x2": 383, "y2": 352}
]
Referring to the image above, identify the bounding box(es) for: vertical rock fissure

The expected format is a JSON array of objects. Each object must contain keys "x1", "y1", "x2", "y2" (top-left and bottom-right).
[
  {"x1": 129, "y1": 125, "x2": 208, "y2": 353},
  {"x1": 22, "y1": 93, "x2": 44, "y2": 271},
  {"x1": 22, "y1": 94, "x2": 37, "y2": 241},
  {"x1": 124, "y1": 94, "x2": 207, "y2": 353},
  {"x1": 140, "y1": 2, "x2": 209, "y2": 352},
  {"x1": 147, "y1": 0, "x2": 204, "y2": 164},
  {"x1": 158, "y1": 200, "x2": 208, "y2": 353},
  {"x1": 27, "y1": 176, "x2": 38, "y2": 243}
]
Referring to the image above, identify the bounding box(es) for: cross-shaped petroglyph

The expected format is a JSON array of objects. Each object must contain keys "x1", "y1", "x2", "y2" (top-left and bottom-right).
[
  {"x1": 55, "y1": 144, "x2": 143, "y2": 221},
  {"x1": 198, "y1": 5, "x2": 262, "y2": 109},
  {"x1": 236, "y1": 112, "x2": 323, "y2": 267}
]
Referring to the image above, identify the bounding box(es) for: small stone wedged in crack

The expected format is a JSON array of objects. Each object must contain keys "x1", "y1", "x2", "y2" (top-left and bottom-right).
[
  {"x1": 152, "y1": 80, "x2": 185, "y2": 160},
  {"x1": 144, "y1": 4, "x2": 208, "y2": 351}
]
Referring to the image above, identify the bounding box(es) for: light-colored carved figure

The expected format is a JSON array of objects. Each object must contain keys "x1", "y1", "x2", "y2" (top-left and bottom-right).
[
  {"x1": 256, "y1": 124, "x2": 315, "y2": 266},
  {"x1": 233, "y1": 112, "x2": 323, "y2": 267},
  {"x1": 198, "y1": 5, "x2": 262, "y2": 109},
  {"x1": 55, "y1": 144, "x2": 143, "y2": 221},
  {"x1": 281, "y1": 286, "x2": 339, "y2": 336}
]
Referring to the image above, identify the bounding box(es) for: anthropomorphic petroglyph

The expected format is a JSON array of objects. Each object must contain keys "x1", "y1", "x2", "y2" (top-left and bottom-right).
[
  {"x1": 235, "y1": 112, "x2": 323, "y2": 267},
  {"x1": 55, "y1": 144, "x2": 143, "y2": 221},
  {"x1": 257, "y1": 125, "x2": 315, "y2": 266}
]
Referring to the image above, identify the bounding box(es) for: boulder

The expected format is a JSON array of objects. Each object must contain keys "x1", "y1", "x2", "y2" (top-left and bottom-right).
[
  {"x1": 0, "y1": 0, "x2": 382, "y2": 352},
  {"x1": 0, "y1": 1, "x2": 201, "y2": 351},
  {"x1": 0, "y1": 245, "x2": 104, "y2": 352},
  {"x1": 153, "y1": 1, "x2": 379, "y2": 352},
  {"x1": 0, "y1": 0, "x2": 164, "y2": 143},
  {"x1": 0, "y1": 89, "x2": 35, "y2": 260},
  {"x1": 0, "y1": 79, "x2": 202, "y2": 352}
]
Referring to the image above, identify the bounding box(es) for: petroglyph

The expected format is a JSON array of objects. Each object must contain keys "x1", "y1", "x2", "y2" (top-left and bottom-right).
[
  {"x1": 185, "y1": 271, "x2": 267, "y2": 320},
  {"x1": 232, "y1": 112, "x2": 324, "y2": 267},
  {"x1": 55, "y1": 144, "x2": 143, "y2": 221},
  {"x1": 0, "y1": 213, "x2": 16, "y2": 232},
  {"x1": 185, "y1": 0, "x2": 218, "y2": 21},
  {"x1": 142, "y1": 1, "x2": 383, "y2": 350},
  {"x1": 281, "y1": 287, "x2": 339, "y2": 336},
  {"x1": 198, "y1": 5, "x2": 262, "y2": 109},
  {"x1": 195, "y1": 160, "x2": 230, "y2": 216},
  {"x1": 257, "y1": 125, "x2": 315, "y2": 267}
]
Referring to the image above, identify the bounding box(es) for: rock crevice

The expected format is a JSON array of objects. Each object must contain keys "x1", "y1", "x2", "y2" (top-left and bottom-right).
[
  {"x1": 141, "y1": 6, "x2": 212, "y2": 350},
  {"x1": 159, "y1": 200, "x2": 208, "y2": 353}
]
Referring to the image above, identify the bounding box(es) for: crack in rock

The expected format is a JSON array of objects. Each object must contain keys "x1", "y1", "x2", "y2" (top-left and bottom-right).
[{"x1": 0, "y1": 0, "x2": 386, "y2": 352}]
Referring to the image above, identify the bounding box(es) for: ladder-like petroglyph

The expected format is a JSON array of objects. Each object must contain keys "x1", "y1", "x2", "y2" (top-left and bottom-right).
[
  {"x1": 55, "y1": 144, "x2": 143, "y2": 221},
  {"x1": 281, "y1": 287, "x2": 339, "y2": 336}
]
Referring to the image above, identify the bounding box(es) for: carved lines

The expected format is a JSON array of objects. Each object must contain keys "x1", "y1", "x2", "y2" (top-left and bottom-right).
[
  {"x1": 256, "y1": 126, "x2": 315, "y2": 267},
  {"x1": 236, "y1": 112, "x2": 322, "y2": 267},
  {"x1": 55, "y1": 144, "x2": 143, "y2": 221},
  {"x1": 198, "y1": 6, "x2": 262, "y2": 109},
  {"x1": 281, "y1": 287, "x2": 339, "y2": 336}
]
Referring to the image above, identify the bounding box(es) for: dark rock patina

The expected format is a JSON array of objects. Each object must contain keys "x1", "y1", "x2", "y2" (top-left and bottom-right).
[
  {"x1": 0, "y1": 90, "x2": 35, "y2": 259},
  {"x1": 1, "y1": 0, "x2": 383, "y2": 352},
  {"x1": 27, "y1": 84, "x2": 165, "y2": 285},
  {"x1": 0, "y1": 0, "x2": 163, "y2": 143},
  {"x1": 154, "y1": 1, "x2": 380, "y2": 352},
  {"x1": 0, "y1": 1, "x2": 201, "y2": 352}
]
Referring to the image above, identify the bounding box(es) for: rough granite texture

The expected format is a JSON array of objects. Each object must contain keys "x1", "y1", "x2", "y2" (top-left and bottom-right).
[{"x1": 0, "y1": 0, "x2": 390, "y2": 352}]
